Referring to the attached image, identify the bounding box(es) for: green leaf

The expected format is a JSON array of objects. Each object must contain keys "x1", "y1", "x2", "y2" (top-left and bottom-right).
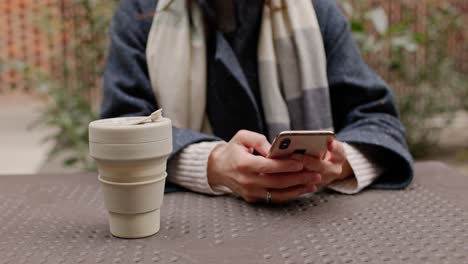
[
  {"x1": 350, "y1": 20, "x2": 365, "y2": 32},
  {"x1": 64, "y1": 157, "x2": 79, "y2": 166},
  {"x1": 388, "y1": 23, "x2": 409, "y2": 34},
  {"x1": 414, "y1": 33, "x2": 427, "y2": 44}
]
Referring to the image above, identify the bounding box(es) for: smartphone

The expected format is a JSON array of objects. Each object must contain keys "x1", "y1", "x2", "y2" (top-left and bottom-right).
[{"x1": 268, "y1": 130, "x2": 335, "y2": 159}]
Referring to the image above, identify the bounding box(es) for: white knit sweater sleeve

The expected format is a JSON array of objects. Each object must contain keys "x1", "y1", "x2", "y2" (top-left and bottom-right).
[
  {"x1": 327, "y1": 143, "x2": 383, "y2": 194},
  {"x1": 168, "y1": 141, "x2": 382, "y2": 196},
  {"x1": 167, "y1": 141, "x2": 232, "y2": 195}
]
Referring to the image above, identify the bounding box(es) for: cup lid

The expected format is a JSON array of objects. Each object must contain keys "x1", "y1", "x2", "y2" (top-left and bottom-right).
[{"x1": 89, "y1": 116, "x2": 172, "y2": 144}]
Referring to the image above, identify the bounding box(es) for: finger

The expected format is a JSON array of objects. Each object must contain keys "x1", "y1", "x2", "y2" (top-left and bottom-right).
[
  {"x1": 303, "y1": 155, "x2": 327, "y2": 173},
  {"x1": 232, "y1": 130, "x2": 271, "y2": 157},
  {"x1": 328, "y1": 140, "x2": 346, "y2": 163},
  {"x1": 327, "y1": 135, "x2": 334, "y2": 151},
  {"x1": 269, "y1": 184, "x2": 318, "y2": 203},
  {"x1": 319, "y1": 173, "x2": 336, "y2": 186},
  {"x1": 290, "y1": 154, "x2": 305, "y2": 162},
  {"x1": 239, "y1": 155, "x2": 303, "y2": 174},
  {"x1": 257, "y1": 172, "x2": 322, "y2": 189}
]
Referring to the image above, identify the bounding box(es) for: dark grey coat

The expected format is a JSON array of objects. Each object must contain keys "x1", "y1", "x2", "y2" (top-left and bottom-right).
[{"x1": 101, "y1": 0, "x2": 414, "y2": 192}]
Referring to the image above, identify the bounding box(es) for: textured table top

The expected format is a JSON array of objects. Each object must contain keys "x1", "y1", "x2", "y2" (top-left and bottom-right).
[{"x1": 0, "y1": 162, "x2": 467, "y2": 264}]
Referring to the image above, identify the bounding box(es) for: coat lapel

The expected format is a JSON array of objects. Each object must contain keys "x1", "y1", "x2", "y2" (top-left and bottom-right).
[{"x1": 214, "y1": 32, "x2": 263, "y2": 127}]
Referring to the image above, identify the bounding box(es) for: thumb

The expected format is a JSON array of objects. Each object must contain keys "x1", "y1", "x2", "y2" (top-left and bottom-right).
[
  {"x1": 327, "y1": 135, "x2": 334, "y2": 152},
  {"x1": 231, "y1": 130, "x2": 271, "y2": 157}
]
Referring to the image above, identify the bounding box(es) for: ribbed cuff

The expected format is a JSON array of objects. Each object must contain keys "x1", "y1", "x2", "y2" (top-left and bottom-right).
[
  {"x1": 327, "y1": 143, "x2": 383, "y2": 194},
  {"x1": 167, "y1": 141, "x2": 232, "y2": 195}
]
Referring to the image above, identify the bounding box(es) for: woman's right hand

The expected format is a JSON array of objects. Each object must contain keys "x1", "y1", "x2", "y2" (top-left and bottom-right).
[{"x1": 207, "y1": 130, "x2": 321, "y2": 203}]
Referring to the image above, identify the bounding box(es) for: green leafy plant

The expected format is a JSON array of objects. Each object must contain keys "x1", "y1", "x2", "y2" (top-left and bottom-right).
[
  {"x1": 28, "y1": 0, "x2": 118, "y2": 170},
  {"x1": 341, "y1": 0, "x2": 468, "y2": 157}
]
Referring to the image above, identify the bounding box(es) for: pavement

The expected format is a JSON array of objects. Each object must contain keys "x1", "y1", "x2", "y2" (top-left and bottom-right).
[
  {"x1": 0, "y1": 93, "x2": 54, "y2": 174},
  {"x1": 426, "y1": 111, "x2": 468, "y2": 175}
]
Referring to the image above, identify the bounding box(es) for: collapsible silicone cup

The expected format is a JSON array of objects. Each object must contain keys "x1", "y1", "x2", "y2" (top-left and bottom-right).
[
  {"x1": 89, "y1": 116, "x2": 172, "y2": 183},
  {"x1": 89, "y1": 116, "x2": 172, "y2": 238},
  {"x1": 98, "y1": 174, "x2": 167, "y2": 238}
]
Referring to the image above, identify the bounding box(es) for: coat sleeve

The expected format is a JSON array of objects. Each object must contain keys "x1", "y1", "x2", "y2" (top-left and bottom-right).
[
  {"x1": 101, "y1": 0, "x2": 220, "y2": 160},
  {"x1": 313, "y1": 0, "x2": 414, "y2": 189}
]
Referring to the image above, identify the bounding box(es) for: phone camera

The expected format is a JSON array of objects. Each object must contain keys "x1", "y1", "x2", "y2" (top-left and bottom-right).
[{"x1": 279, "y1": 138, "x2": 291, "y2": 150}]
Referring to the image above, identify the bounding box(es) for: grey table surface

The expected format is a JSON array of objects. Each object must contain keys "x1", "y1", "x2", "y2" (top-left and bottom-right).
[{"x1": 0, "y1": 161, "x2": 467, "y2": 264}]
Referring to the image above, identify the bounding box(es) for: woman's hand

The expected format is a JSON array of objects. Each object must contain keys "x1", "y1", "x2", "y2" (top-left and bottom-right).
[
  {"x1": 208, "y1": 130, "x2": 322, "y2": 203},
  {"x1": 297, "y1": 138, "x2": 353, "y2": 187}
]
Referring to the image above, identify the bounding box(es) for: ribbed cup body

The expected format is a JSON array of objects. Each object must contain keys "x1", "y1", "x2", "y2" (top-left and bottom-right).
[{"x1": 89, "y1": 116, "x2": 172, "y2": 238}]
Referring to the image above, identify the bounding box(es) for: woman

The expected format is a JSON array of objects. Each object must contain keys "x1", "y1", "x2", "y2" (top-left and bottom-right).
[{"x1": 101, "y1": 0, "x2": 413, "y2": 203}]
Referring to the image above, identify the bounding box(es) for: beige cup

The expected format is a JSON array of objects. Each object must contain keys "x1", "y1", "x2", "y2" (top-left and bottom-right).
[
  {"x1": 98, "y1": 174, "x2": 166, "y2": 238},
  {"x1": 89, "y1": 112, "x2": 172, "y2": 238}
]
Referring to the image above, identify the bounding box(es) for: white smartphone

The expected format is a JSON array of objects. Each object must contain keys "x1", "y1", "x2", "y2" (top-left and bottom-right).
[{"x1": 267, "y1": 130, "x2": 335, "y2": 159}]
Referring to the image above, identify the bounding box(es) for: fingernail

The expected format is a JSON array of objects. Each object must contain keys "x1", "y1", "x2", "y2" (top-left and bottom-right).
[
  {"x1": 310, "y1": 173, "x2": 322, "y2": 182},
  {"x1": 306, "y1": 185, "x2": 317, "y2": 192}
]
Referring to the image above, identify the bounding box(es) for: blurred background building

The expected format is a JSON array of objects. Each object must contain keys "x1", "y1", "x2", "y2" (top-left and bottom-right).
[{"x1": 0, "y1": 0, "x2": 467, "y2": 174}]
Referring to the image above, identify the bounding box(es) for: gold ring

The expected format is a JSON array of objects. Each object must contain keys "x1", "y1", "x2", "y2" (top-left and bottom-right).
[{"x1": 266, "y1": 191, "x2": 272, "y2": 204}]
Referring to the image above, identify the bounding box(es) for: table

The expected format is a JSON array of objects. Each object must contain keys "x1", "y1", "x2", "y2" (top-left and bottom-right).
[{"x1": 0, "y1": 162, "x2": 467, "y2": 264}]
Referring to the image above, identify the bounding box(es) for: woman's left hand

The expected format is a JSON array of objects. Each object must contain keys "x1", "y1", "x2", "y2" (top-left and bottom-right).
[{"x1": 294, "y1": 138, "x2": 353, "y2": 187}]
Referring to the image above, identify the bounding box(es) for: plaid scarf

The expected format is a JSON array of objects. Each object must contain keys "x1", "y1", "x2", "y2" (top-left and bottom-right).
[{"x1": 146, "y1": 0, "x2": 333, "y2": 140}]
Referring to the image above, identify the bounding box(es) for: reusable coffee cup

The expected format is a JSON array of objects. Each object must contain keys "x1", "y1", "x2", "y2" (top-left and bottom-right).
[{"x1": 89, "y1": 110, "x2": 172, "y2": 238}]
